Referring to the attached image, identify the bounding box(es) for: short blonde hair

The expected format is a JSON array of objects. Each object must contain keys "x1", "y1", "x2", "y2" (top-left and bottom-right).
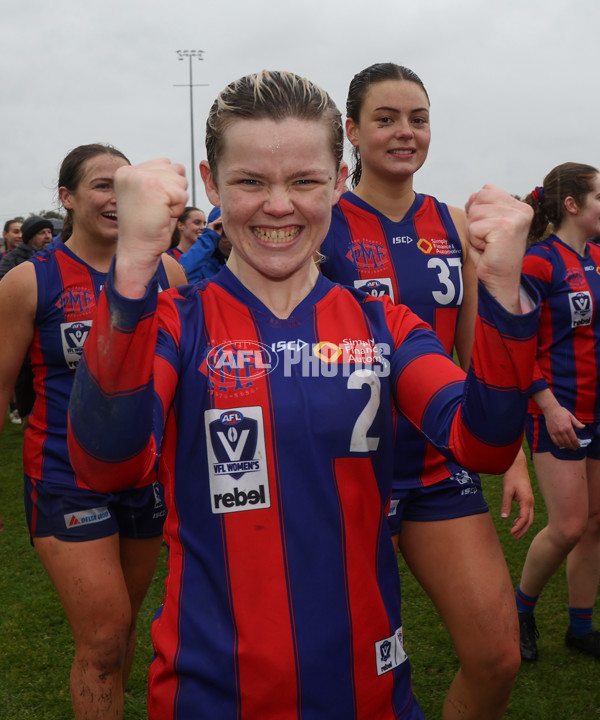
[{"x1": 205, "y1": 70, "x2": 343, "y2": 177}]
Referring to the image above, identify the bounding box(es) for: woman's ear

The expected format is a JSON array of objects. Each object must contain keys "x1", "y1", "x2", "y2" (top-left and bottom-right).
[
  {"x1": 200, "y1": 161, "x2": 220, "y2": 208},
  {"x1": 345, "y1": 117, "x2": 359, "y2": 148},
  {"x1": 58, "y1": 186, "x2": 73, "y2": 211},
  {"x1": 564, "y1": 196, "x2": 579, "y2": 215}
]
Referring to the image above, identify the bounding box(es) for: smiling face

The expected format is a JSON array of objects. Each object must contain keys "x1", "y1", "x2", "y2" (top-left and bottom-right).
[
  {"x1": 201, "y1": 117, "x2": 347, "y2": 289},
  {"x1": 346, "y1": 79, "x2": 431, "y2": 183},
  {"x1": 573, "y1": 173, "x2": 600, "y2": 238},
  {"x1": 3, "y1": 221, "x2": 22, "y2": 251},
  {"x1": 178, "y1": 209, "x2": 207, "y2": 244},
  {"x1": 59, "y1": 154, "x2": 130, "y2": 244}
]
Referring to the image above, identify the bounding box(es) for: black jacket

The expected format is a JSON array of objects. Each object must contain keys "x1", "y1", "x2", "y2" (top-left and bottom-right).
[{"x1": 0, "y1": 243, "x2": 35, "y2": 281}]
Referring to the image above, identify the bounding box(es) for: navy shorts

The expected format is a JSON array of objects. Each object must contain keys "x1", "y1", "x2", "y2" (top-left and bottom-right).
[
  {"x1": 387, "y1": 469, "x2": 489, "y2": 536},
  {"x1": 526, "y1": 414, "x2": 600, "y2": 461},
  {"x1": 24, "y1": 475, "x2": 166, "y2": 542}
]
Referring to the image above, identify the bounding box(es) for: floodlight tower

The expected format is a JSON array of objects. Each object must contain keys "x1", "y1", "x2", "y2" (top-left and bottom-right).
[{"x1": 174, "y1": 49, "x2": 207, "y2": 206}]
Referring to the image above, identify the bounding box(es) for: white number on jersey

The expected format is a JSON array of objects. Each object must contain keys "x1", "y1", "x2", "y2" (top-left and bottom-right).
[
  {"x1": 428, "y1": 257, "x2": 463, "y2": 306},
  {"x1": 348, "y1": 369, "x2": 381, "y2": 452}
]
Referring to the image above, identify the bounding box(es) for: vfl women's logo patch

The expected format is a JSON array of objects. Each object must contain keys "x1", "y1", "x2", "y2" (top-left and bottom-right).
[
  {"x1": 209, "y1": 410, "x2": 258, "y2": 480},
  {"x1": 569, "y1": 290, "x2": 593, "y2": 328},
  {"x1": 375, "y1": 626, "x2": 407, "y2": 675},
  {"x1": 205, "y1": 406, "x2": 270, "y2": 514},
  {"x1": 60, "y1": 320, "x2": 92, "y2": 369},
  {"x1": 354, "y1": 278, "x2": 395, "y2": 302}
]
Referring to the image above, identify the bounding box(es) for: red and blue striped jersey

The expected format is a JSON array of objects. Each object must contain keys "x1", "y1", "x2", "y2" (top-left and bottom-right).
[
  {"x1": 25, "y1": 243, "x2": 169, "y2": 487},
  {"x1": 522, "y1": 234, "x2": 600, "y2": 421},
  {"x1": 68, "y1": 266, "x2": 537, "y2": 720},
  {"x1": 166, "y1": 246, "x2": 183, "y2": 261},
  {"x1": 321, "y1": 191, "x2": 468, "y2": 487}
]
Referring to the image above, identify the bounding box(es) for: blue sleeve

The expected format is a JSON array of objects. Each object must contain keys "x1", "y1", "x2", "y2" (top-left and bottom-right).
[{"x1": 180, "y1": 229, "x2": 220, "y2": 283}]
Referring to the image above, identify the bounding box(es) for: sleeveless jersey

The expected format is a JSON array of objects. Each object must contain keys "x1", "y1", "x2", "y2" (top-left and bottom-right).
[
  {"x1": 523, "y1": 234, "x2": 600, "y2": 421},
  {"x1": 166, "y1": 246, "x2": 183, "y2": 261},
  {"x1": 25, "y1": 243, "x2": 170, "y2": 487},
  {"x1": 322, "y1": 191, "x2": 468, "y2": 487},
  {"x1": 68, "y1": 267, "x2": 537, "y2": 720}
]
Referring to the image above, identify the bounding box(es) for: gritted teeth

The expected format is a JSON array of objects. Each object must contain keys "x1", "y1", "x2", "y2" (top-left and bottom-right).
[
  {"x1": 389, "y1": 149, "x2": 414, "y2": 155},
  {"x1": 253, "y1": 226, "x2": 300, "y2": 243}
]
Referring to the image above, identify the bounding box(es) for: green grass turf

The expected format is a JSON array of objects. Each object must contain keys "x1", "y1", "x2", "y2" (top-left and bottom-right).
[{"x1": 1, "y1": 414, "x2": 599, "y2": 718}]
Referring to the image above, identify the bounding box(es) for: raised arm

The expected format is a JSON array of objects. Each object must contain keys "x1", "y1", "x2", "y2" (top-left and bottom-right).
[
  {"x1": 392, "y1": 186, "x2": 538, "y2": 474},
  {"x1": 465, "y1": 185, "x2": 533, "y2": 312},
  {"x1": 113, "y1": 159, "x2": 188, "y2": 298},
  {"x1": 451, "y1": 197, "x2": 535, "y2": 538},
  {"x1": 68, "y1": 160, "x2": 188, "y2": 491}
]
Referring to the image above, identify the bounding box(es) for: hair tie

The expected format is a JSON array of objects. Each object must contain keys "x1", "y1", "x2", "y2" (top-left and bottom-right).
[{"x1": 531, "y1": 186, "x2": 545, "y2": 204}]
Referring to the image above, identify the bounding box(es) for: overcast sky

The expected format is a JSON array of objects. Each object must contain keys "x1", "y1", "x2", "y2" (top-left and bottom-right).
[{"x1": 2, "y1": 0, "x2": 599, "y2": 225}]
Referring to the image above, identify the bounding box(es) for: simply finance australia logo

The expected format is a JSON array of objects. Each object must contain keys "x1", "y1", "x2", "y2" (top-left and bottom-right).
[{"x1": 282, "y1": 339, "x2": 391, "y2": 378}]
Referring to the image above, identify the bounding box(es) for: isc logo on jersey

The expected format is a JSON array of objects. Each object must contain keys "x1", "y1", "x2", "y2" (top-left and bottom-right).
[
  {"x1": 569, "y1": 291, "x2": 593, "y2": 327},
  {"x1": 354, "y1": 278, "x2": 395, "y2": 302},
  {"x1": 205, "y1": 406, "x2": 270, "y2": 514},
  {"x1": 61, "y1": 320, "x2": 92, "y2": 369}
]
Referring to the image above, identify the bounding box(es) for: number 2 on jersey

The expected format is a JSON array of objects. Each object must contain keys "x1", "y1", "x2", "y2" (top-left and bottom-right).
[{"x1": 348, "y1": 369, "x2": 381, "y2": 452}]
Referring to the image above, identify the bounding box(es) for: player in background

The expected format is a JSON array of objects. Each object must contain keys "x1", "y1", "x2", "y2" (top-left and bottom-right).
[
  {"x1": 516, "y1": 162, "x2": 600, "y2": 661},
  {"x1": 167, "y1": 205, "x2": 206, "y2": 261},
  {"x1": 0, "y1": 143, "x2": 186, "y2": 719},
  {"x1": 67, "y1": 71, "x2": 538, "y2": 720},
  {"x1": 320, "y1": 62, "x2": 533, "y2": 720},
  {"x1": 1, "y1": 218, "x2": 23, "y2": 258}
]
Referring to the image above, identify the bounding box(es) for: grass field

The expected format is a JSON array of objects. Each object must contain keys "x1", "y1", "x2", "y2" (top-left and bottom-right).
[{"x1": 1, "y1": 415, "x2": 599, "y2": 719}]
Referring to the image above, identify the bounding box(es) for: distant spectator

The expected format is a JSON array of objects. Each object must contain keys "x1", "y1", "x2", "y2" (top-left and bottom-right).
[
  {"x1": 167, "y1": 206, "x2": 206, "y2": 261},
  {"x1": 180, "y1": 206, "x2": 232, "y2": 282},
  {"x1": 0, "y1": 216, "x2": 53, "y2": 278},
  {"x1": 1, "y1": 219, "x2": 22, "y2": 258},
  {"x1": 0, "y1": 217, "x2": 52, "y2": 426}
]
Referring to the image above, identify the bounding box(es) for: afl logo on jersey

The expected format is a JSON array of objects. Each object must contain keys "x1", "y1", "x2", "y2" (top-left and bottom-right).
[
  {"x1": 360, "y1": 280, "x2": 390, "y2": 297},
  {"x1": 353, "y1": 277, "x2": 395, "y2": 302},
  {"x1": 220, "y1": 410, "x2": 244, "y2": 426},
  {"x1": 205, "y1": 340, "x2": 279, "y2": 392},
  {"x1": 569, "y1": 290, "x2": 593, "y2": 327}
]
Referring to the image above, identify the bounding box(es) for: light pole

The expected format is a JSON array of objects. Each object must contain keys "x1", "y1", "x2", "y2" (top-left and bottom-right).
[{"x1": 174, "y1": 50, "x2": 207, "y2": 207}]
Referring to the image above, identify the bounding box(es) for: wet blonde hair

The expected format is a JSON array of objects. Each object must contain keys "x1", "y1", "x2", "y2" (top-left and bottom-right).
[{"x1": 205, "y1": 70, "x2": 343, "y2": 178}]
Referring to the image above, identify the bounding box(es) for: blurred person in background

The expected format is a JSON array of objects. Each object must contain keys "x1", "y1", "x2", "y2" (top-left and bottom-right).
[{"x1": 1, "y1": 218, "x2": 22, "y2": 258}]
